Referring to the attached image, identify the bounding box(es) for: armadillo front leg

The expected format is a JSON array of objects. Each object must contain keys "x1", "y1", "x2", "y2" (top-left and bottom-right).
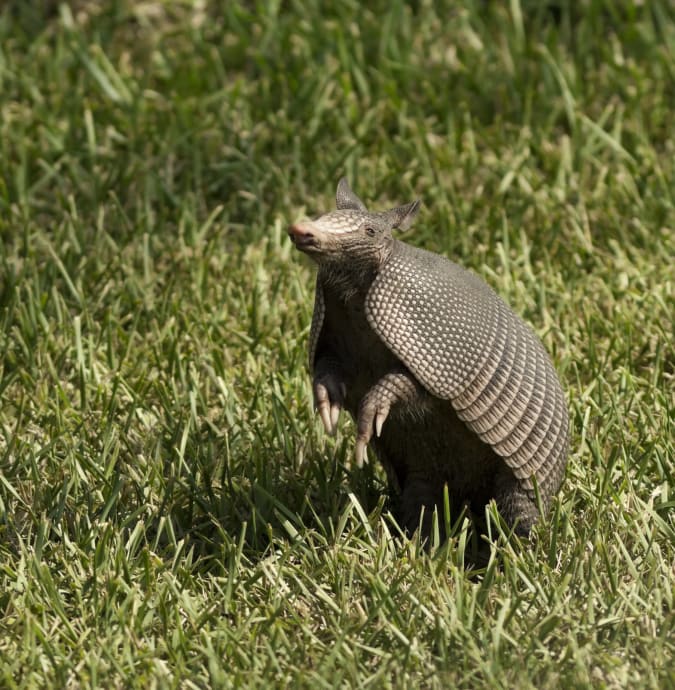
[
  {"x1": 313, "y1": 356, "x2": 347, "y2": 435},
  {"x1": 355, "y1": 371, "x2": 420, "y2": 467}
]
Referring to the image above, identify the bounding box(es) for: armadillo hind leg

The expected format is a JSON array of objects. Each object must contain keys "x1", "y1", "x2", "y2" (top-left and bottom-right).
[
  {"x1": 493, "y1": 468, "x2": 539, "y2": 537},
  {"x1": 401, "y1": 476, "x2": 539, "y2": 541}
]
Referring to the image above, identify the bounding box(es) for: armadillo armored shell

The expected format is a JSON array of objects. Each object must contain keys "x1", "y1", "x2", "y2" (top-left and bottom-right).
[{"x1": 363, "y1": 242, "x2": 569, "y2": 500}]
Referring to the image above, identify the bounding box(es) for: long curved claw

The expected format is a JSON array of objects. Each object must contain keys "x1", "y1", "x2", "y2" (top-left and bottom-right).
[
  {"x1": 355, "y1": 409, "x2": 373, "y2": 467},
  {"x1": 319, "y1": 403, "x2": 333, "y2": 435},
  {"x1": 314, "y1": 378, "x2": 346, "y2": 436},
  {"x1": 330, "y1": 401, "x2": 341, "y2": 431},
  {"x1": 314, "y1": 383, "x2": 334, "y2": 435},
  {"x1": 355, "y1": 438, "x2": 368, "y2": 468},
  {"x1": 355, "y1": 400, "x2": 390, "y2": 467},
  {"x1": 375, "y1": 409, "x2": 389, "y2": 437}
]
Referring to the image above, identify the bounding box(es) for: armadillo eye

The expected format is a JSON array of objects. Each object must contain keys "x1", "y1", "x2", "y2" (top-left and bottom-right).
[{"x1": 365, "y1": 227, "x2": 376, "y2": 237}]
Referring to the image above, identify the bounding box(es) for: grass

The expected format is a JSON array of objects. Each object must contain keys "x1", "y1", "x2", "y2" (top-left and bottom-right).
[{"x1": 0, "y1": 0, "x2": 673, "y2": 687}]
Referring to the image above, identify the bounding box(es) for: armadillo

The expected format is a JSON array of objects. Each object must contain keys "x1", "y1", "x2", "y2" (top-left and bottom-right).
[{"x1": 288, "y1": 179, "x2": 569, "y2": 538}]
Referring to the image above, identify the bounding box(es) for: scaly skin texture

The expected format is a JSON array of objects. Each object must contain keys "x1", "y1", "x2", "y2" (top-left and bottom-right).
[{"x1": 288, "y1": 179, "x2": 569, "y2": 539}]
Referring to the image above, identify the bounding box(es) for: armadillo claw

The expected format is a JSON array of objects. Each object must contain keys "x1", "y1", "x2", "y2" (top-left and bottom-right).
[
  {"x1": 375, "y1": 410, "x2": 388, "y2": 437},
  {"x1": 314, "y1": 383, "x2": 334, "y2": 436},
  {"x1": 355, "y1": 400, "x2": 390, "y2": 466},
  {"x1": 319, "y1": 403, "x2": 333, "y2": 435},
  {"x1": 314, "y1": 379, "x2": 345, "y2": 436},
  {"x1": 355, "y1": 438, "x2": 368, "y2": 467},
  {"x1": 330, "y1": 402, "x2": 341, "y2": 430},
  {"x1": 314, "y1": 382, "x2": 334, "y2": 434}
]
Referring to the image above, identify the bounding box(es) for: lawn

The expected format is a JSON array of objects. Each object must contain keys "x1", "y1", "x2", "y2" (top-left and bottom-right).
[{"x1": 0, "y1": 1, "x2": 673, "y2": 687}]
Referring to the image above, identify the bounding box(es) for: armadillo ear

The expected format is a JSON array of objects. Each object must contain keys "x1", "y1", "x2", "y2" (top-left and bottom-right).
[
  {"x1": 387, "y1": 200, "x2": 421, "y2": 231},
  {"x1": 336, "y1": 178, "x2": 368, "y2": 211}
]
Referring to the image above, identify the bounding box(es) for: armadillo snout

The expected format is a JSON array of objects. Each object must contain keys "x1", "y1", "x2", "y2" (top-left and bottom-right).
[{"x1": 288, "y1": 222, "x2": 319, "y2": 250}]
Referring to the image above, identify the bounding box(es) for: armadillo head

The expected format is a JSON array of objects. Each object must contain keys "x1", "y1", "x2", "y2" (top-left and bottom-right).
[{"x1": 288, "y1": 179, "x2": 420, "y2": 270}]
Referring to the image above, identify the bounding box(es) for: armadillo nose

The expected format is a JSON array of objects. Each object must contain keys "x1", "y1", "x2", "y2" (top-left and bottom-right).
[
  {"x1": 288, "y1": 222, "x2": 318, "y2": 249},
  {"x1": 288, "y1": 223, "x2": 302, "y2": 237},
  {"x1": 288, "y1": 222, "x2": 312, "y2": 238}
]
